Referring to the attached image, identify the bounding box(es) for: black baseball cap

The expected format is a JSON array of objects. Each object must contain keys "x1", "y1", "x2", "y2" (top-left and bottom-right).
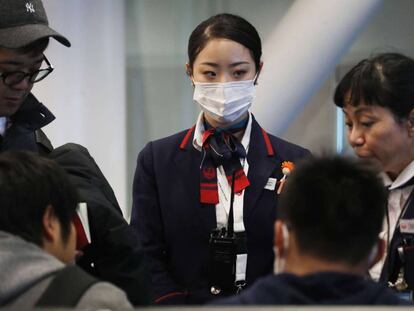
[{"x1": 0, "y1": 0, "x2": 70, "y2": 48}]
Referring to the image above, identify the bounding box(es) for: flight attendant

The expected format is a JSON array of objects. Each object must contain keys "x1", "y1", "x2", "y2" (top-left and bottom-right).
[
  {"x1": 334, "y1": 52, "x2": 414, "y2": 299},
  {"x1": 131, "y1": 13, "x2": 310, "y2": 305}
]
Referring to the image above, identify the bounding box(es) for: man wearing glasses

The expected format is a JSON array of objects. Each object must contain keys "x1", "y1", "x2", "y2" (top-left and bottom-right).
[
  {"x1": 0, "y1": 1, "x2": 69, "y2": 152},
  {"x1": 0, "y1": 0, "x2": 153, "y2": 306}
]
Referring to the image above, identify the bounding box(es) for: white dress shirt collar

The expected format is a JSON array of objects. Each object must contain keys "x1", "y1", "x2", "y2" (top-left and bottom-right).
[
  {"x1": 192, "y1": 111, "x2": 252, "y2": 153},
  {"x1": 381, "y1": 159, "x2": 414, "y2": 190}
]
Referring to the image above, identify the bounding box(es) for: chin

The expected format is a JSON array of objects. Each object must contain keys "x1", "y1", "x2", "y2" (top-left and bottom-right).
[
  {"x1": 354, "y1": 152, "x2": 373, "y2": 160},
  {"x1": 355, "y1": 153, "x2": 376, "y2": 162},
  {"x1": 0, "y1": 104, "x2": 23, "y2": 117},
  {"x1": 358, "y1": 156, "x2": 384, "y2": 170}
]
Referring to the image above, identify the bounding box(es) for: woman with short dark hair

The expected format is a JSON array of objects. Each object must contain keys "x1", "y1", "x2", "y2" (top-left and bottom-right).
[{"x1": 334, "y1": 52, "x2": 414, "y2": 298}]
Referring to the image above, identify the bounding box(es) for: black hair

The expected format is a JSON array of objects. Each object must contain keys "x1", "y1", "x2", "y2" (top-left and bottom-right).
[
  {"x1": 334, "y1": 53, "x2": 414, "y2": 120},
  {"x1": 278, "y1": 156, "x2": 386, "y2": 265},
  {"x1": 187, "y1": 13, "x2": 262, "y2": 72},
  {"x1": 0, "y1": 151, "x2": 78, "y2": 246}
]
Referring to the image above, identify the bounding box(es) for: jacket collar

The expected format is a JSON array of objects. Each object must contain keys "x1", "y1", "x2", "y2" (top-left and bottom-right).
[
  {"x1": 10, "y1": 93, "x2": 55, "y2": 131},
  {"x1": 175, "y1": 115, "x2": 278, "y2": 232},
  {"x1": 0, "y1": 231, "x2": 63, "y2": 305},
  {"x1": 180, "y1": 114, "x2": 274, "y2": 156}
]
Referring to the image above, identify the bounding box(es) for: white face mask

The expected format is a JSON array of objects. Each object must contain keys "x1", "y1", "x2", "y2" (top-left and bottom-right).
[{"x1": 192, "y1": 78, "x2": 256, "y2": 124}]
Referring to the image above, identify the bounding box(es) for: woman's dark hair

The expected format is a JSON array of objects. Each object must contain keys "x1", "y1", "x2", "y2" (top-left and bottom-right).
[
  {"x1": 334, "y1": 52, "x2": 414, "y2": 120},
  {"x1": 187, "y1": 13, "x2": 262, "y2": 72},
  {"x1": 0, "y1": 151, "x2": 78, "y2": 246}
]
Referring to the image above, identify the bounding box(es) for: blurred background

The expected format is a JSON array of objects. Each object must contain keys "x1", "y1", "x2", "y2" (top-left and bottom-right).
[{"x1": 37, "y1": 0, "x2": 414, "y2": 219}]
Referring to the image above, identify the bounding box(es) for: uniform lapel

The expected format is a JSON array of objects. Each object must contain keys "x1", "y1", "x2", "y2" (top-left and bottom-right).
[
  {"x1": 380, "y1": 190, "x2": 414, "y2": 282},
  {"x1": 173, "y1": 129, "x2": 216, "y2": 234},
  {"x1": 244, "y1": 118, "x2": 279, "y2": 219}
]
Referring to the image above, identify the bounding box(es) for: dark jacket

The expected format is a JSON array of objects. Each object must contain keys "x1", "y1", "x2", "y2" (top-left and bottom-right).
[
  {"x1": 381, "y1": 191, "x2": 414, "y2": 290},
  {"x1": 214, "y1": 272, "x2": 410, "y2": 305},
  {"x1": 0, "y1": 231, "x2": 132, "y2": 309},
  {"x1": 0, "y1": 93, "x2": 54, "y2": 153},
  {"x1": 131, "y1": 116, "x2": 311, "y2": 304},
  {"x1": 0, "y1": 94, "x2": 153, "y2": 306},
  {"x1": 48, "y1": 143, "x2": 153, "y2": 306}
]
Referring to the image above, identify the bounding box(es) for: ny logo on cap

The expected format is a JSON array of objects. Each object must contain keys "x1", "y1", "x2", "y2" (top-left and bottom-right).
[{"x1": 25, "y1": 2, "x2": 35, "y2": 13}]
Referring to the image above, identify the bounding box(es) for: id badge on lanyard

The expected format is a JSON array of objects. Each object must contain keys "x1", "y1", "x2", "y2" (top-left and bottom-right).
[{"x1": 389, "y1": 190, "x2": 414, "y2": 299}]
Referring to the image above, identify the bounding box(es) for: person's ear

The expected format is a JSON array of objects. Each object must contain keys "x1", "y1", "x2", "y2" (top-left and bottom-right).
[
  {"x1": 185, "y1": 63, "x2": 195, "y2": 86},
  {"x1": 254, "y1": 61, "x2": 264, "y2": 85},
  {"x1": 258, "y1": 61, "x2": 263, "y2": 72},
  {"x1": 407, "y1": 108, "x2": 414, "y2": 137},
  {"x1": 274, "y1": 220, "x2": 288, "y2": 257},
  {"x1": 185, "y1": 63, "x2": 190, "y2": 75},
  {"x1": 42, "y1": 204, "x2": 58, "y2": 243},
  {"x1": 368, "y1": 238, "x2": 385, "y2": 268}
]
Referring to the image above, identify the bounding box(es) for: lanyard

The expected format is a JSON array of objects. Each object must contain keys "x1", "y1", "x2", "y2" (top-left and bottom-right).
[{"x1": 385, "y1": 188, "x2": 414, "y2": 284}]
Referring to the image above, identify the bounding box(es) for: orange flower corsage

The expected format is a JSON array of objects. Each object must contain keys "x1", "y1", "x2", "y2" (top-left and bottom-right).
[{"x1": 277, "y1": 161, "x2": 295, "y2": 194}]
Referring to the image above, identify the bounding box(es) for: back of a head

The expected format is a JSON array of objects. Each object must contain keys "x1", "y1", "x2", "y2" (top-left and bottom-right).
[
  {"x1": 278, "y1": 156, "x2": 386, "y2": 265},
  {"x1": 0, "y1": 151, "x2": 78, "y2": 246},
  {"x1": 334, "y1": 52, "x2": 414, "y2": 120}
]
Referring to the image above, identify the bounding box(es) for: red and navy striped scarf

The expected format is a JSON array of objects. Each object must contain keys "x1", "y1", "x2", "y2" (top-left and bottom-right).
[{"x1": 200, "y1": 119, "x2": 250, "y2": 204}]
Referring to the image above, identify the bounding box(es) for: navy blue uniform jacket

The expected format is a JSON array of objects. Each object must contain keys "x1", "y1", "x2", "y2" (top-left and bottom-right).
[
  {"x1": 381, "y1": 190, "x2": 414, "y2": 291},
  {"x1": 131, "y1": 116, "x2": 311, "y2": 304},
  {"x1": 214, "y1": 272, "x2": 409, "y2": 305}
]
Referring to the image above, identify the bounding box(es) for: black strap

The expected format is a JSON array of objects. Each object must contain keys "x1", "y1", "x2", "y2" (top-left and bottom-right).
[
  {"x1": 227, "y1": 170, "x2": 236, "y2": 237},
  {"x1": 36, "y1": 265, "x2": 99, "y2": 307},
  {"x1": 382, "y1": 186, "x2": 414, "y2": 285}
]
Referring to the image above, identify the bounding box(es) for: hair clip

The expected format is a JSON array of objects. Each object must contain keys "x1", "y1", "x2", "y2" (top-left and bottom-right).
[{"x1": 277, "y1": 161, "x2": 295, "y2": 194}]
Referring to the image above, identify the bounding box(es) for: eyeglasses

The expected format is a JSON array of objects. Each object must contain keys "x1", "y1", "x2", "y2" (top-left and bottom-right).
[{"x1": 0, "y1": 55, "x2": 54, "y2": 87}]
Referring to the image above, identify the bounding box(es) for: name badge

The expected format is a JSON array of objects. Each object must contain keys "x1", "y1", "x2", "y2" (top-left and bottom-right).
[
  {"x1": 400, "y1": 219, "x2": 414, "y2": 234},
  {"x1": 264, "y1": 178, "x2": 277, "y2": 191}
]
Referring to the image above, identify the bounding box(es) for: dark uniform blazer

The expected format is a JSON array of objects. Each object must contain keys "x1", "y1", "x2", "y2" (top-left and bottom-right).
[
  {"x1": 131, "y1": 116, "x2": 311, "y2": 304},
  {"x1": 381, "y1": 190, "x2": 414, "y2": 291},
  {"x1": 214, "y1": 272, "x2": 409, "y2": 305}
]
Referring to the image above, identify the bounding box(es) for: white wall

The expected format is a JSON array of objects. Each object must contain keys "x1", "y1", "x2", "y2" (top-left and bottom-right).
[{"x1": 34, "y1": 1, "x2": 128, "y2": 215}]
